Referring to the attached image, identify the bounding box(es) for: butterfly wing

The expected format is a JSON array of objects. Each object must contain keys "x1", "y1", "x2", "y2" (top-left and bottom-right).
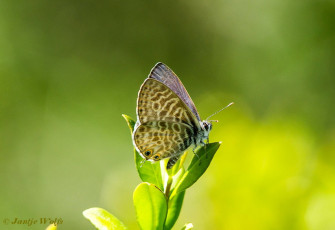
[
  {"x1": 134, "y1": 65, "x2": 202, "y2": 168},
  {"x1": 133, "y1": 121, "x2": 194, "y2": 160},
  {"x1": 148, "y1": 63, "x2": 201, "y2": 121},
  {"x1": 136, "y1": 78, "x2": 200, "y2": 130}
]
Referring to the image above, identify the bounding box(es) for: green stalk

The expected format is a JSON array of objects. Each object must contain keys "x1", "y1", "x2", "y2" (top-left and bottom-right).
[{"x1": 164, "y1": 174, "x2": 173, "y2": 198}]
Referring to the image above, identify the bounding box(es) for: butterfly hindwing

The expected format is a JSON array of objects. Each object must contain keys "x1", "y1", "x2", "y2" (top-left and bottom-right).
[{"x1": 133, "y1": 121, "x2": 194, "y2": 160}]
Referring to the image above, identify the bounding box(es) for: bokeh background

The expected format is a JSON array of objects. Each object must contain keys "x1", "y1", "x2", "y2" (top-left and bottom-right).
[{"x1": 1, "y1": 0, "x2": 335, "y2": 229}]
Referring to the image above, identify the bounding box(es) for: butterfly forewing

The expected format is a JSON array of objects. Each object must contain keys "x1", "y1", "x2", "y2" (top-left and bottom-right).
[
  {"x1": 149, "y1": 63, "x2": 201, "y2": 121},
  {"x1": 137, "y1": 79, "x2": 199, "y2": 127}
]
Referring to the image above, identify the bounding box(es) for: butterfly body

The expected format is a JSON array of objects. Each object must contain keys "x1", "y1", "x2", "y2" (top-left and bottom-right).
[{"x1": 132, "y1": 63, "x2": 212, "y2": 168}]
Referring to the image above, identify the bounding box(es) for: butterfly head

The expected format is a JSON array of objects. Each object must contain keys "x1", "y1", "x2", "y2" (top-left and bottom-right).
[
  {"x1": 202, "y1": 120, "x2": 213, "y2": 132},
  {"x1": 198, "y1": 120, "x2": 213, "y2": 144},
  {"x1": 202, "y1": 119, "x2": 212, "y2": 133}
]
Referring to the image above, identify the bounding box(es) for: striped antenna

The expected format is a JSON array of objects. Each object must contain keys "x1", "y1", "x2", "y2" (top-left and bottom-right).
[{"x1": 206, "y1": 102, "x2": 234, "y2": 120}]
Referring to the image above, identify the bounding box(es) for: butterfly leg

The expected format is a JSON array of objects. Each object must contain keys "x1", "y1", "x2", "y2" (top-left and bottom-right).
[
  {"x1": 204, "y1": 142, "x2": 208, "y2": 159},
  {"x1": 199, "y1": 139, "x2": 209, "y2": 159},
  {"x1": 205, "y1": 138, "x2": 209, "y2": 159},
  {"x1": 192, "y1": 145, "x2": 203, "y2": 167},
  {"x1": 167, "y1": 156, "x2": 180, "y2": 170},
  {"x1": 192, "y1": 145, "x2": 200, "y2": 159}
]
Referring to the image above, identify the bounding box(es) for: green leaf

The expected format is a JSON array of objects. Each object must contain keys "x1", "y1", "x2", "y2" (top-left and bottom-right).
[
  {"x1": 45, "y1": 224, "x2": 57, "y2": 230},
  {"x1": 181, "y1": 223, "x2": 194, "y2": 230},
  {"x1": 133, "y1": 182, "x2": 168, "y2": 230},
  {"x1": 122, "y1": 114, "x2": 164, "y2": 191},
  {"x1": 122, "y1": 114, "x2": 136, "y2": 133},
  {"x1": 164, "y1": 190, "x2": 185, "y2": 230},
  {"x1": 83, "y1": 207, "x2": 127, "y2": 230},
  {"x1": 169, "y1": 167, "x2": 185, "y2": 194},
  {"x1": 172, "y1": 142, "x2": 221, "y2": 196},
  {"x1": 135, "y1": 153, "x2": 164, "y2": 191}
]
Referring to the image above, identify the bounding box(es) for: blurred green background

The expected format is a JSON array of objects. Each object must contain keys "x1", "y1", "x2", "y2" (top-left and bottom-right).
[{"x1": 1, "y1": 0, "x2": 335, "y2": 229}]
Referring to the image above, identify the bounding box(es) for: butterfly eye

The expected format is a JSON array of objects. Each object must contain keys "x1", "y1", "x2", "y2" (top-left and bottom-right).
[
  {"x1": 203, "y1": 123, "x2": 208, "y2": 131},
  {"x1": 144, "y1": 150, "x2": 152, "y2": 157},
  {"x1": 152, "y1": 154, "x2": 161, "y2": 161}
]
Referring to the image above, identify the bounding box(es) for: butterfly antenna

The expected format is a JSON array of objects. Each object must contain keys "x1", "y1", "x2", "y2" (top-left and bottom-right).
[{"x1": 206, "y1": 102, "x2": 234, "y2": 120}]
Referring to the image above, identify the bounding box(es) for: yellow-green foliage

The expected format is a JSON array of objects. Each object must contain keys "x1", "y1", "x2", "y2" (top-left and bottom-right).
[{"x1": 1, "y1": 0, "x2": 334, "y2": 229}]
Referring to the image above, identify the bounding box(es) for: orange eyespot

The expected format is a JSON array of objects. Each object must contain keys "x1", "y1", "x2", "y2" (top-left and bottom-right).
[
  {"x1": 152, "y1": 154, "x2": 161, "y2": 161},
  {"x1": 144, "y1": 149, "x2": 153, "y2": 157}
]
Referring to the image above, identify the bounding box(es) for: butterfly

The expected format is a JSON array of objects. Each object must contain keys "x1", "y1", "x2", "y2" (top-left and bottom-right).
[{"x1": 132, "y1": 63, "x2": 215, "y2": 169}]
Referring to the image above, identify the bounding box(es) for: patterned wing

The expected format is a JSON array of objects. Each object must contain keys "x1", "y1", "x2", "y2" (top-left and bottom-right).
[
  {"x1": 148, "y1": 63, "x2": 201, "y2": 121},
  {"x1": 136, "y1": 78, "x2": 200, "y2": 130},
  {"x1": 133, "y1": 121, "x2": 195, "y2": 161}
]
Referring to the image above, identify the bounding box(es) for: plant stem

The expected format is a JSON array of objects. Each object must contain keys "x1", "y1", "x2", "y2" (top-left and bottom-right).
[{"x1": 165, "y1": 175, "x2": 173, "y2": 198}]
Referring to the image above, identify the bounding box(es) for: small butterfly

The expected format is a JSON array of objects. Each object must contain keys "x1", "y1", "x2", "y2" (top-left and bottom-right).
[{"x1": 132, "y1": 63, "x2": 231, "y2": 169}]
